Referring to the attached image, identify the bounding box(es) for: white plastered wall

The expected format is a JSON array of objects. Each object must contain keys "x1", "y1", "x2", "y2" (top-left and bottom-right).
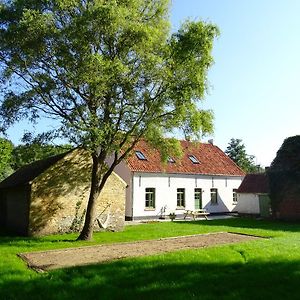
[
  {"x1": 131, "y1": 172, "x2": 244, "y2": 218},
  {"x1": 235, "y1": 193, "x2": 260, "y2": 214}
]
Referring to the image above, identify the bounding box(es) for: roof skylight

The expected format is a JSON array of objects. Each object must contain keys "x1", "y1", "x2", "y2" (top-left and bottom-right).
[
  {"x1": 167, "y1": 157, "x2": 175, "y2": 163},
  {"x1": 135, "y1": 151, "x2": 147, "y2": 160},
  {"x1": 188, "y1": 155, "x2": 200, "y2": 164}
]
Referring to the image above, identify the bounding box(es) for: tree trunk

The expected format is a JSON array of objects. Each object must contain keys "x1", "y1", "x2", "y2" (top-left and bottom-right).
[{"x1": 77, "y1": 154, "x2": 101, "y2": 241}]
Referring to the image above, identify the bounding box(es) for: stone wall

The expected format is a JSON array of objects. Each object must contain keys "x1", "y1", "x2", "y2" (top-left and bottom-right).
[{"x1": 29, "y1": 149, "x2": 126, "y2": 236}]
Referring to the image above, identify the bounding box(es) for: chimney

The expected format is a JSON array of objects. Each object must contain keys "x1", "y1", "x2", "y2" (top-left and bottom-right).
[{"x1": 208, "y1": 139, "x2": 214, "y2": 145}]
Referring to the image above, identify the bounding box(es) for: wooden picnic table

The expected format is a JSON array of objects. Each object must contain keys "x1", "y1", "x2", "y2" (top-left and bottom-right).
[{"x1": 184, "y1": 209, "x2": 210, "y2": 220}]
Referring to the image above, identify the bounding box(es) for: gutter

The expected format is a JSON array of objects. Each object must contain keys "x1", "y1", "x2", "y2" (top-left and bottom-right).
[{"x1": 131, "y1": 171, "x2": 134, "y2": 220}]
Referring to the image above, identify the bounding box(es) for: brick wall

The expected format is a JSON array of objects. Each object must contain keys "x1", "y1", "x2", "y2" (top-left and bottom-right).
[
  {"x1": 29, "y1": 149, "x2": 126, "y2": 236},
  {"x1": 277, "y1": 191, "x2": 300, "y2": 221}
]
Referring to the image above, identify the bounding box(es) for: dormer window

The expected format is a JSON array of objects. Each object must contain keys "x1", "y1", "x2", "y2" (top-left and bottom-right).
[
  {"x1": 167, "y1": 157, "x2": 175, "y2": 163},
  {"x1": 189, "y1": 155, "x2": 199, "y2": 164},
  {"x1": 135, "y1": 151, "x2": 147, "y2": 160}
]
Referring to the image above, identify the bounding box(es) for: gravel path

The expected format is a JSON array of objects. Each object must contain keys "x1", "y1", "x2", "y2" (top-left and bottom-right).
[{"x1": 19, "y1": 232, "x2": 260, "y2": 272}]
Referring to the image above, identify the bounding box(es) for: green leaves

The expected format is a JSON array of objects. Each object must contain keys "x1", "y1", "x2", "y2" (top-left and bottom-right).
[
  {"x1": 0, "y1": 137, "x2": 13, "y2": 180},
  {"x1": 168, "y1": 20, "x2": 219, "y2": 99},
  {"x1": 0, "y1": 0, "x2": 218, "y2": 157},
  {"x1": 11, "y1": 142, "x2": 71, "y2": 170},
  {"x1": 0, "y1": 132, "x2": 72, "y2": 181}
]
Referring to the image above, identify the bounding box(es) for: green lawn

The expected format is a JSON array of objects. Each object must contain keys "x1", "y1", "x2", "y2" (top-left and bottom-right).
[{"x1": 1, "y1": 218, "x2": 300, "y2": 300}]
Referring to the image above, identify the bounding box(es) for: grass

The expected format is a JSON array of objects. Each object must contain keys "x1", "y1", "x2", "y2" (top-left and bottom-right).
[{"x1": 0, "y1": 218, "x2": 300, "y2": 299}]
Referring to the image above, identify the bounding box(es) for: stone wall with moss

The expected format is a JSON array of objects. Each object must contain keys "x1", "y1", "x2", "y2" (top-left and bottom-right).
[
  {"x1": 29, "y1": 149, "x2": 126, "y2": 236},
  {"x1": 268, "y1": 135, "x2": 300, "y2": 221}
]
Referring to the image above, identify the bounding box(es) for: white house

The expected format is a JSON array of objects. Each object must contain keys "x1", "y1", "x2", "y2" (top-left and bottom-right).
[
  {"x1": 113, "y1": 140, "x2": 245, "y2": 220},
  {"x1": 236, "y1": 173, "x2": 271, "y2": 217}
]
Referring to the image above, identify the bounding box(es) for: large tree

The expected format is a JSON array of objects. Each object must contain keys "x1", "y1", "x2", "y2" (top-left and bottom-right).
[
  {"x1": 0, "y1": 0, "x2": 218, "y2": 240},
  {"x1": 225, "y1": 138, "x2": 261, "y2": 173}
]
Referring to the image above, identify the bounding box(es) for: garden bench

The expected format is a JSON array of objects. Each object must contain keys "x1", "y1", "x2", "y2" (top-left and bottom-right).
[{"x1": 184, "y1": 209, "x2": 210, "y2": 220}]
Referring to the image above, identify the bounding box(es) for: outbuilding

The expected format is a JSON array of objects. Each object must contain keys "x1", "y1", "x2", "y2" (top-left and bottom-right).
[
  {"x1": 0, "y1": 149, "x2": 126, "y2": 236},
  {"x1": 236, "y1": 173, "x2": 271, "y2": 218}
]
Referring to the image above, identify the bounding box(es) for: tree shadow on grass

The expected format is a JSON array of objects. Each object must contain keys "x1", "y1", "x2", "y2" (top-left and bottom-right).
[
  {"x1": 0, "y1": 254, "x2": 300, "y2": 300},
  {"x1": 0, "y1": 230, "x2": 78, "y2": 247},
  {"x1": 0, "y1": 231, "x2": 107, "y2": 248}
]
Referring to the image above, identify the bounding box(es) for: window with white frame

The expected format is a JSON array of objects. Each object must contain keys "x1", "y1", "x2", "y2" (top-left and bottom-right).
[
  {"x1": 233, "y1": 189, "x2": 238, "y2": 203},
  {"x1": 145, "y1": 188, "x2": 155, "y2": 208},
  {"x1": 210, "y1": 188, "x2": 218, "y2": 205},
  {"x1": 177, "y1": 188, "x2": 185, "y2": 208}
]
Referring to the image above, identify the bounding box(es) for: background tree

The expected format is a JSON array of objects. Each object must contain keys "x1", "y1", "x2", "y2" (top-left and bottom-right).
[
  {"x1": 11, "y1": 133, "x2": 72, "y2": 170},
  {"x1": 0, "y1": 133, "x2": 70, "y2": 179},
  {"x1": 0, "y1": 137, "x2": 13, "y2": 180},
  {"x1": 0, "y1": 0, "x2": 219, "y2": 240},
  {"x1": 11, "y1": 143, "x2": 69, "y2": 170},
  {"x1": 225, "y1": 138, "x2": 261, "y2": 173}
]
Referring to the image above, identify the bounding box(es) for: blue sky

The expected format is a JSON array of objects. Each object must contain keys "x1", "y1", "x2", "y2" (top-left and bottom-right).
[
  {"x1": 171, "y1": 0, "x2": 300, "y2": 166},
  {"x1": 6, "y1": 0, "x2": 300, "y2": 166}
]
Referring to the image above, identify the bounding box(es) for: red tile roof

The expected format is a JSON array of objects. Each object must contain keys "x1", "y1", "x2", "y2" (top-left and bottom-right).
[
  {"x1": 237, "y1": 173, "x2": 269, "y2": 194},
  {"x1": 126, "y1": 140, "x2": 245, "y2": 176}
]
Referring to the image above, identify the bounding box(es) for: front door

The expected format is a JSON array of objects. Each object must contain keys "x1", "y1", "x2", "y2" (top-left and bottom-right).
[
  {"x1": 259, "y1": 194, "x2": 271, "y2": 218},
  {"x1": 194, "y1": 188, "x2": 202, "y2": 210}
]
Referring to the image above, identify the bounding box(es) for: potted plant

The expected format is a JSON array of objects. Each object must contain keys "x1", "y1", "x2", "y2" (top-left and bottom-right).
[{"x1": 169, "y1": 212, "x2": 176, "y2": 221}]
